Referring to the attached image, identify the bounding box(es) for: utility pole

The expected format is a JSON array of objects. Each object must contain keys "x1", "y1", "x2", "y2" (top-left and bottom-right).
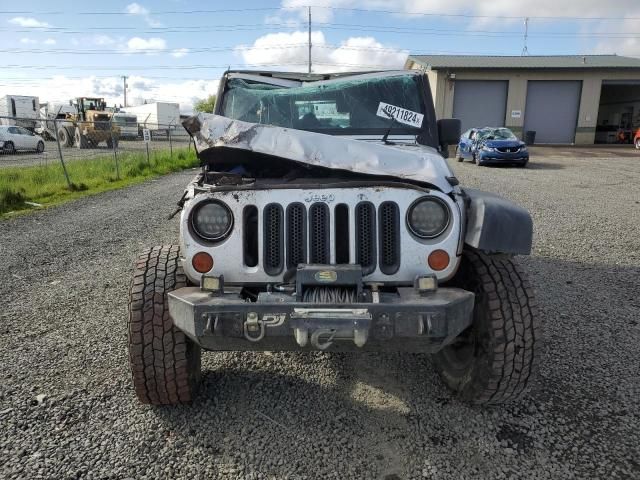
[
  {"x1": 521, "y1": 17, "x2": 529, "y2": 56},
  {"x1": 308, "y1": 6, "x2": 312, "y2": 74},
  {"x1": 122, "y1": 75, "x2": 128, "y2": 107}
]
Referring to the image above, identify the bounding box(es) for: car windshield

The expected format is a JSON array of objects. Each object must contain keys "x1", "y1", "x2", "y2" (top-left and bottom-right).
[
  {"x1": 220, "y1": 73, "x2": 430, "y2": 136},
  {"x1": 479, "y1": 128, "x2": 517, "y2": 140}
]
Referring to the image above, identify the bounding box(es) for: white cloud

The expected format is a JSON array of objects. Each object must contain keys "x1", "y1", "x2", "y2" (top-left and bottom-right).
[
  {"x1": 126, "y1": 37, "x2": 167, "y2": 53},
  {"x1": 43, "y1": 38, "x2": 56, "y2": 45},
  {"x1": 125, "y1": 2, "x2": 149, "y2": 15},
  {"x1": 237, "y1": 31, "x2": 407, "y2": 72},
  {"x1": 171, "y1": 48, "x2": 190, "y2": 58},
  {"x1": 93, "y1": 35, "x2": 117, "y2": 46},
  {"x1": 8, "y1": 16, "x2": 51, "y2": 28},
  {"x1": 125, "y1": 3, "x2": 162, "y2": 27},
  {"x1": 19, "y1": 37, "x2": 37, "y2": 44},
  {"x1": 593, "y1": 17, "x2": 640, "y2": 56},
  {"x1": 1, "y1": 75, "x2": 218, "y2": 114}
]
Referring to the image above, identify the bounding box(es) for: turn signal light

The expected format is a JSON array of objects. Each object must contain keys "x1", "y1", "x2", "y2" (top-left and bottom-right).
[
  {"x1": 428, "y1": 250, "x2": 450, "y2": 271},
  {"x1": 192, "y1": 252, "x2": 214, "y2": 273}
]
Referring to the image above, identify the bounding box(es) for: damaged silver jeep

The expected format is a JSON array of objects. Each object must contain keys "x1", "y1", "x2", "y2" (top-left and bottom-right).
[{"x1": 127, "y1": 70, "x2": 540, "y2": 406}]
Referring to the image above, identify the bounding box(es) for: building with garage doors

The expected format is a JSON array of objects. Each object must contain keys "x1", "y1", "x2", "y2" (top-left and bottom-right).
[{"x1": 405, "y1": 55, "x2": 640, "y2": 144}]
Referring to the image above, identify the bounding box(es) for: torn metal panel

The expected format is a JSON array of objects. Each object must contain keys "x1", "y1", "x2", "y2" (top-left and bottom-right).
[{"x1": 183, "y1": 113, "x2": 455, "y2": 193}]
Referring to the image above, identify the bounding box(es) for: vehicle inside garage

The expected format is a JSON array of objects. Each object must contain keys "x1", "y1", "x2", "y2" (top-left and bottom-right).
[{"x1": 596, "y1": 81, "x2": 640, "y2": 144}]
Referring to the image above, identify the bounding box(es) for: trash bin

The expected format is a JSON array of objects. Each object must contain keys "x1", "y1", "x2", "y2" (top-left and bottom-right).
[{"x1": 525, "y1": 130, "x2": 536, "y2": 145}]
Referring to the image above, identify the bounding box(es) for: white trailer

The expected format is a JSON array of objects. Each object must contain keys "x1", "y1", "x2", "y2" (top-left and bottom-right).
[
  {"x1": 121, "y1": 102, "x2": 180, "y2": 133},
  {"x1": 112, "y1": 112, "x2": 139, "y2": 139},
  {"x1": 0, "y1": 95, "x2": 40, "y2": 130}
]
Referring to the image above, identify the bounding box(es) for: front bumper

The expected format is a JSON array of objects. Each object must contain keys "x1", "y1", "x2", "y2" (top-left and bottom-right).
[
  {"x1": 168, "y1": 287, "x2": 475, "y2": 352},
  {"x1": 478, "y1": 151, "x2": 529, "y2": 164}
]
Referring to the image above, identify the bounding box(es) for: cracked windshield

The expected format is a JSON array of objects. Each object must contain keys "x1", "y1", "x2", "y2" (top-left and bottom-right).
[{"x1": 220, "y1": 74, "x2": 428, "y2": 133}]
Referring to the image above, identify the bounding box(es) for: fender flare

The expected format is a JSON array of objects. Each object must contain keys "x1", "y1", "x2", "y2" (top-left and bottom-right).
[{"x1": 461, "y1": 188, "x2": 533, "y2": 255}]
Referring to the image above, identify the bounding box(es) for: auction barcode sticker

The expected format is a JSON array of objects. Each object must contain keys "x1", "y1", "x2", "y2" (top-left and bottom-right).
[{"x1": 376, "y1": 102, "x2": 424, "y2": 128}]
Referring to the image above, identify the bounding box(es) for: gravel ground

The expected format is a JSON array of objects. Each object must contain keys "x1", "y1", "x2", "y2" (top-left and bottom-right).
[{"x1": 1, "y1": 151, "x2": 639, "y2": 480}]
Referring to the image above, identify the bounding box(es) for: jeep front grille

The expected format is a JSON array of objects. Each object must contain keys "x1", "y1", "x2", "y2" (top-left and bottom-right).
[
  {"x1": 286, "y1": 203, "x2": 306, "y2": 269},
  {"x1": 255, "y1": 201, "x2": 401, "y2": 276},
  {"x1": 309, "y1": 203, "x2": 330, "y2": 264},
  {"x1": 355, "y1": 202, "x2": 376, "y2": 275},
  {"x1": 379, "y1": 202, "x2": 401, "y2": 275},
  {"x1": 263, "y1": 204, "x2": 284, "y2": 275}
]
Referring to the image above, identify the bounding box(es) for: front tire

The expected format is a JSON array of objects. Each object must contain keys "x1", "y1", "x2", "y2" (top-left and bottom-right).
[
  {"x1": 635, "y1": 138, "x2": 640, "y2": 150},
  {"x1": 36, "y1": 141, "x2": 44, "y2": 153},
  {"x1": 58, "y1": 128, "x2": 72, "y2": 147},
  {"x1": 75, "y1": 129, "x2": 89, "y2": 149},
  {"x1": 456, "y1": 148, "x2": 464, "y2": 162},
  {"x1": 3, "y1": 141, "x2": 15, "y2": 154},
  {"x1": 128, "y1": 245, "x2": 201, "y2": 405},
  {"x1": 433, "y1": 250, "x2": 540, "y2": 404}
]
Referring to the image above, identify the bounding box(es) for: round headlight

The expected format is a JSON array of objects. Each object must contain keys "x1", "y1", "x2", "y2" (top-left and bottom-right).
[
  {"x1": 407, "y1": 197, "x2": 450, "y2": 238},
  {"x1": 191, "y1": 200, "x2": 233, "y2": 241}
]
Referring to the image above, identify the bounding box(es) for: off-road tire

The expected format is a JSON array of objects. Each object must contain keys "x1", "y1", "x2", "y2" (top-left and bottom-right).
[
  {"x1": 75, "y1": 129, "x2": 89, "y2": 149},
  {"x1": 128, "y1": 245, "x2": 201, "y2": 405},
  {"x1": 106, "y1": 137, "x2": 118, "y2": 149},
  {"x1": 58, "y1": 128, "x2": 72, "y2": 147},
  {"x1": 36, "y1": 141, "x2": 44, "y2": 153},
  {"x1": 433, "y1": 250, "x2": 540, "y2": 405},
  {"x1": 3, "y1": 141, "x2": 15, "y2": 154}
]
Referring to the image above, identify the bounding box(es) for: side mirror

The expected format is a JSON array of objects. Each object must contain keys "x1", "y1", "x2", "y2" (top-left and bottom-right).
[
  {"x1": 437, "y1": 118, "x2": 461, "y2": 158},
  {"x1": 438, "y1": 118, "x2": 461, "y2": 145}
]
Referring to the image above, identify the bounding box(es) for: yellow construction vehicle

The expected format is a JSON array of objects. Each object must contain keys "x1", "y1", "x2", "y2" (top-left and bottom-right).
[{"x1": 57, "y1": 97, "x2": 120, "y2": 149}]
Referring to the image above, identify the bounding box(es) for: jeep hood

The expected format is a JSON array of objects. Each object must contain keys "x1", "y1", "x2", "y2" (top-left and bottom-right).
[{"x1": 183, "y1": 113, "x2": 455, "y2": 193}]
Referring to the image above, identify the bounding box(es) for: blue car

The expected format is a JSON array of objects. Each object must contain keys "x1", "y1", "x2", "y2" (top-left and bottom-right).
[{"x1": 456, "y1": 127, "x2": 529, "y2": 167}]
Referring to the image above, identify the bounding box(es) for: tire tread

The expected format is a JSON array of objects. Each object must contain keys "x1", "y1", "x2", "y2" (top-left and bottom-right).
[{"x1": 127, "y1": 245, "x2": 200, "y2": 405}]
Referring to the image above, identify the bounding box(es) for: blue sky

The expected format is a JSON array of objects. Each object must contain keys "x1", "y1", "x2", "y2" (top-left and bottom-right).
[{"x1": 1, "y1": 0, "x2": 639, "y2": 111}]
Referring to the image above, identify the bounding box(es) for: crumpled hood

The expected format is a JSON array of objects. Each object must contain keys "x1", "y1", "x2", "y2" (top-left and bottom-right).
[
  {"x1": 182, "y1": 113, "x2": 454, "y2": 193},
  {"x1": 483, "y1": 140, "x2": 525, "y2": 149}
]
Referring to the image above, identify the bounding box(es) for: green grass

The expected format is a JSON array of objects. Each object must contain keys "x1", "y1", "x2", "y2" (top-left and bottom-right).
[{"x1": 0, "y1": 148, "x2": 199, "y2": 217}]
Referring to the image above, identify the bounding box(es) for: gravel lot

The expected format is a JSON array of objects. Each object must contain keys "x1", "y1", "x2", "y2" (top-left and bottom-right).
[{"x1": 1, "y1": 151, "x2": 639, "y2": 479}]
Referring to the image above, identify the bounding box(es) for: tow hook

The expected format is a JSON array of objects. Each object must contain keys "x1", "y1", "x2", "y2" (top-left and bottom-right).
[
  {"x1": 243, "y1": 312, "x2": 287, "y2": 342},
  {"x1": 244, "y1": 312, "x2": 265, "y2": 342}
]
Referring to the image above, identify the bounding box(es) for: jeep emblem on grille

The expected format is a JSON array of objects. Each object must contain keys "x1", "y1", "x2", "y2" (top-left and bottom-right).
[
  {"x1": 305, "y1": 193, "x2": 335, "y2": 203},
  {"x1": 315, "y1": 270, "x2": 337, "y2": 283}
]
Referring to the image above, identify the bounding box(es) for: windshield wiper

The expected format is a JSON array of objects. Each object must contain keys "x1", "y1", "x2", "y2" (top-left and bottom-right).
[{"x1": 380, "y1": 107, "x2": 397, "y2": 145}]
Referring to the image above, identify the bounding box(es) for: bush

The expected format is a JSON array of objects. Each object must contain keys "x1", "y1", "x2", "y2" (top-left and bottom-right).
[{"x1": 0, "y1": 187, "x2": 26, "y2": 214}]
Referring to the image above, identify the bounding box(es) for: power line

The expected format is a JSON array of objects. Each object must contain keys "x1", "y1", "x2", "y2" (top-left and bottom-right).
[
  {"x1": 4, "y1": 22, "x2": 639, "y2": 38},
  {"x1": 1, "y1": 5, "x2": 640, "y2": 21}
]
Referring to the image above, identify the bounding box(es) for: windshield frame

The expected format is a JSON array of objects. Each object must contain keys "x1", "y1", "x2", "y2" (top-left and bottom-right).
[{"x1": 215, "y1": 70, "x2": 439, "y2": 148}]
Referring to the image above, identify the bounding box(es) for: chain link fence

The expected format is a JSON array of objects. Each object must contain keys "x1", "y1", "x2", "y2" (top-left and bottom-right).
[{"x1": 0, "y1": 114, "x2": 194, "y2": 187}]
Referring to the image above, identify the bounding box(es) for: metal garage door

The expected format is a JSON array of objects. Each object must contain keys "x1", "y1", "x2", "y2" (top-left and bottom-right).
[
  {"x1": 452, "y1": 80, "x2": 508, "y2": 132},
  {"x1": 524, "y1": 81, "x2": 582, "y2": 144}
]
